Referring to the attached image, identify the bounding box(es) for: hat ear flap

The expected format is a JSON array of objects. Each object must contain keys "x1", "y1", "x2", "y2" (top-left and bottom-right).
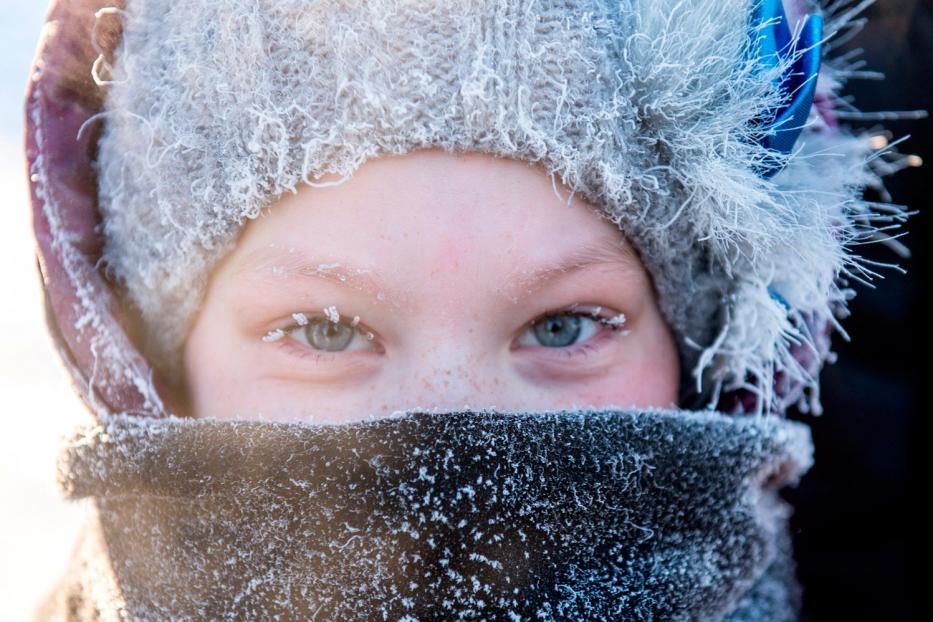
[{"x1": 749, "y1": 0, "x2": 824, "y2": 177}]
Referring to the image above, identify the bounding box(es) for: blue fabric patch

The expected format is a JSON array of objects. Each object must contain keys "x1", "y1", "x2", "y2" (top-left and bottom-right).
[
  {"x1": 750, "y1": 0, "x2": 823, "y2": 178},
  {"x1": 768, "y1": 284, "x2": 790, "y2": 311}
]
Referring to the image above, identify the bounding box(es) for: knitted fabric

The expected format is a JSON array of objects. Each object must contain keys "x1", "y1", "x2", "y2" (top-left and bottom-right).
[
  {"x1": 35, "y1": 407, "x2": 813, "y2": 620},
  {"x1": 92, "y1": 0, "x2": 916, "y2": 414}
]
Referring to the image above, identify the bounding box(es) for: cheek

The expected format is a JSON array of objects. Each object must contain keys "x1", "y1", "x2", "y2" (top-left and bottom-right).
[
  {"x1": 183, "y1": 309, "x2": 247, "y2": 418},
  {"x1": 571, "y1": 316, "x2": 681, "y2": 410}
]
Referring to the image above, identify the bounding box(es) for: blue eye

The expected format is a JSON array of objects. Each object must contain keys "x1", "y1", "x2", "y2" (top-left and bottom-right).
[
  {"x1": 532, "y1": 313, "x2": 587, "y2": 348},
  {"x1": 517, "y1": 307, "x2": 628, "y2": 350}
]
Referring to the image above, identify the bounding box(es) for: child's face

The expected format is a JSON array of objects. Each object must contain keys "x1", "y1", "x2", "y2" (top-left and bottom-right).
[{"x1": 182, "y1": 148, "x2": 679, "y2": 422}]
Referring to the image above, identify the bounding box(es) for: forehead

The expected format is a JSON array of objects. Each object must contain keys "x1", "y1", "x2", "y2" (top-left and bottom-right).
[
  {"x1": 225, "y1": 149, "x2": 644, "y2": 303},
  {"x1": 235, "y1": 232, "x2": 641, "y2": 310}
]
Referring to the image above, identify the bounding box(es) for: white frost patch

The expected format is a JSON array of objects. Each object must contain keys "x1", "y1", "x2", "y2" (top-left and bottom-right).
[
  {"x1": 291, "y1": 312, "x2": 309, "y2": 326},
  {"x1": 350, "y1": 315, "x2": 360, "y2": 327},
  {"x1": 323, "y1": 305, "x2": 340, "y2": 323},
  {"x1": 468, "y1": 552, "x2": 503, "y2": 570},
  {"x1": 262, "y1": 328, "x2": 286, "y2": 342},
  {"x1": 604, "y1": 313, "x2": 626, "y2": 327},
  {"x1": 601, "y1": 313, "x2": 631, "y2": 336}
]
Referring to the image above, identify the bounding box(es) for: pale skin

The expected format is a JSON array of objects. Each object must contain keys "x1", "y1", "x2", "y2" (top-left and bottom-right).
[{"x1": 182, "y1": 147, "x2": 680, "y2": 423}]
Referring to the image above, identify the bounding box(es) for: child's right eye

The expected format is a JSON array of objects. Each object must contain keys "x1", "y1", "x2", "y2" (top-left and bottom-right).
[
  {"x1": 261, "y1": 308, "x2": 382, "y2": 364},
  {"x1": 287, "y1": 315, "x2": 374, "y2": 353}
]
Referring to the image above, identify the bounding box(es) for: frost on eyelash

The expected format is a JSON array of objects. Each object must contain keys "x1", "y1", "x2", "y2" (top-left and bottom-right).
[
  {"x1": 323, "y1": 305, "x2": 340, "y2": 323},
  {"x1": 604, "y1": 313, "x2": 626, "y2": 327},
  {"x1": 598, "y1": 312, "x2": 631, "y2": 336},
  {"x1": 261, "y1": 328, "x2": 285, "y2": 342},
  {"x1": 291, "y1": 312, "x2": 309, "y2": 326},
  {"x1": 578, "y1": 307, "x2": 628, "y2": 330},
  {"x1": 351, "y1": 315, "x2": 360, "y2": 327}
]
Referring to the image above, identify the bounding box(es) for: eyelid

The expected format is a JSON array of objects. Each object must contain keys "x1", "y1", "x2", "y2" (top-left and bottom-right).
[
  {"x1": 268, "y1": 308, "x2": 366, "y2": 336},
  {"x1": 271, "y1": 310, "x2": 383, "y2": 355},
  {"x1": 532, "y1": 303, "x2": 627, "y2": 331},
  {"x1": 511, "y1": 303, "x2": 629, "y2": 353}
]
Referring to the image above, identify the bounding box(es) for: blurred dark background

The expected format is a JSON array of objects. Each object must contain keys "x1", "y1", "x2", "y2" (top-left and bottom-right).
[{"x1": 782, "y1": 1, "x2": 930, "y2": 620}]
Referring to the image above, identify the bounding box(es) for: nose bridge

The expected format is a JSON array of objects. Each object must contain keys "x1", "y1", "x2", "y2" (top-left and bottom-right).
[
  {"x1": 394, "y1": 231, "x2": 505, "y2": 411},
  {"x1": 396, "y1": 325, "x2": 502, "y2": 412}
]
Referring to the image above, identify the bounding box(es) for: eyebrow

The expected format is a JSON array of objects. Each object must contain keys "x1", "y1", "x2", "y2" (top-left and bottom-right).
[
  {"x1": 495, "y1": 236, "x2": 641, "y2": 303},
  {"x1": 238, "y1": 246, "x2": 408, "y2": 307},
  {"x1": 238, "y1": 236, "x2": 640, "y2": 307}
]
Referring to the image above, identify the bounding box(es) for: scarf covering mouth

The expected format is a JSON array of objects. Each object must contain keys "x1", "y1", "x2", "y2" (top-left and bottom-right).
[{"x1": 35, "y1": 408, "x2": 813, "y2": 621}]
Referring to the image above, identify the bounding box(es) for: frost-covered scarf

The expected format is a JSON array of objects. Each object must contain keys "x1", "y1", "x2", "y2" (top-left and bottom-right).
[{"x1": 35, "y1": 408, "x2": 812, "y2": 621}]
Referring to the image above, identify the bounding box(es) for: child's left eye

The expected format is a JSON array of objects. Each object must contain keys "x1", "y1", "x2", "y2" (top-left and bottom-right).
[{"x1": 513, "y1": 305, "x2": 628, "y2": 354}]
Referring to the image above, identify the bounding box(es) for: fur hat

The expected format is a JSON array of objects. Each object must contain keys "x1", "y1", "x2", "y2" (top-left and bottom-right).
[{"x1": 91, "y1": 0, "x2": 920, "y2": 415}]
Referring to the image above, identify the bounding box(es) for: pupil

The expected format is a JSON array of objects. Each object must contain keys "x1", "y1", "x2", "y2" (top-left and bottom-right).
[
  {"x1": 307, "y1": 318, "x2": 354, "y2": 351},
  {"x1": 533, "y1": 314, "x2": 582, "y2": 348}
]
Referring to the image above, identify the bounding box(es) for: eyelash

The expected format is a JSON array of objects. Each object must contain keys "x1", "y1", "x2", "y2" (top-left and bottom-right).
[
  {"x1": 270, "y1": 305, "x2": 629, "y2": 364},
  {"x1": 273, "y1": 316, "x2": 378, "y2": 364},
  {"x1": 525, "y1": 305, "x2": 629, "y2": 360}
]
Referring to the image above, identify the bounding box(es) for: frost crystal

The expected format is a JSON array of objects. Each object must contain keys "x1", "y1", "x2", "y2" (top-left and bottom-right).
[
  {"x1": 292, "y1": 312, "x2": 309, "y2": 326},
  {"x1": 261, "y1": 328, "x2": 285, "y2": 342},
  {"x1": 605, "y1": 313, "x2": 626, "y2": 327},
  {"x1": 323, "y1": 305, "x2": 340, "y2": 323}
]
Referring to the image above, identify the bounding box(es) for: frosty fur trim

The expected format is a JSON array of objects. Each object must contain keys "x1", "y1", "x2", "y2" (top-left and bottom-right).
[{"x1": 92, "y1": 0, "x2": 923, "y2": 414}]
